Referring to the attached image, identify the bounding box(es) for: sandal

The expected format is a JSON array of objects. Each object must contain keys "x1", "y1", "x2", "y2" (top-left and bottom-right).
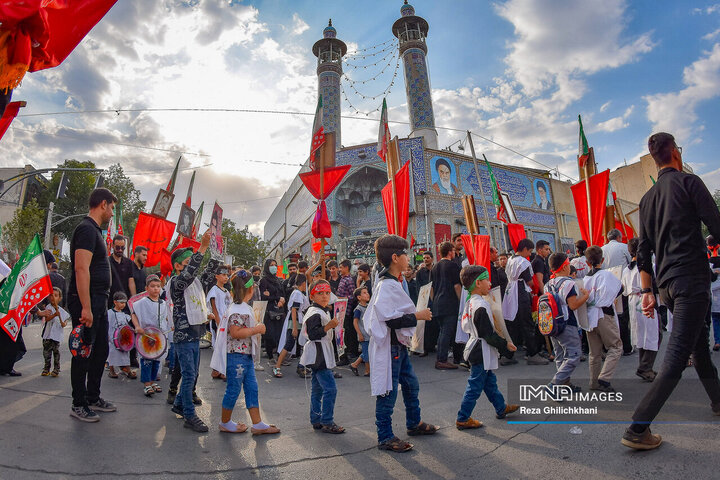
[
  {"x1": 121, "y1": 368, "x2": 137, "y2": 379},
  {"x1": 251, "y1": 424, "x2": 281, "y2": 435},
  {"x1": 312, "y1": 424, "x2": 323, "y2": 430},
  {"x1": 152, "y1": 383, "x2": 162, "y2": 393},
  {"x1": 272, "y1": 367, "x2": 283, "y2": 378},
  {"x1": 407, "y1": 421, "x2": 439, "y2": 436},
  {"x1": 144, "y1": 385, "x2": 155, "y2": 397},
  {"x1": 378, "y1": 436, "x2": 413, "y2": 452},
  {"x1": 321, "y1": 423, "x2": 345, "y2": 434},
  {"x1": 350, "y1": 366, "x2": 359, "y2": 376},
  {"x1": 108, "y1": 371, "x2": 119, "y2": 379},
  {"x1": 219, "y1": 422, "x2": 248, "y2": 433}
]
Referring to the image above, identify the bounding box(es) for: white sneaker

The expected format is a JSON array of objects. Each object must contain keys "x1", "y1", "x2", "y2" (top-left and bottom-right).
[{"x1": 255, "y1": 364, "x2": 265, "y2": 371}]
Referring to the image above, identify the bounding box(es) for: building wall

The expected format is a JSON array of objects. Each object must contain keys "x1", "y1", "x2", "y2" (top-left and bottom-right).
[{"x1": 0, "y1": 166, "x2": 46, "y2": 230}]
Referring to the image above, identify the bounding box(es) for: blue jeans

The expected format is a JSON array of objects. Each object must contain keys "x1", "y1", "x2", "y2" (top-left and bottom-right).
[
  {"x1": 457, "y1": 364, "x2": 506, "y2": 422},
  {"x1": 167, "y1": 342, "x2": 176, "y2": 370},
  {"x1": 222, "y1": 353, "x2": 258, "y2": 410},
  {"x1": 310, "y1": 368, "x2": 337, "y2": 425},
  {"x1": 375, "y1": 345, "x2": 421, "y2": 443},
  {"x1": 173, "y1": 341, "x2": 200, "y2": 418},
  {"x1": 712, "y1": 312, "x2": 720, "y2": 345},
  {"x1": 140, "y1": 359, "x2": 160, "y2": 383},
  {"x1": 550, "y1": 327, "x2": 582, "y2": 384},
  {"x1": 360, "y1": 341, "x2": 369, "y2": 363}
]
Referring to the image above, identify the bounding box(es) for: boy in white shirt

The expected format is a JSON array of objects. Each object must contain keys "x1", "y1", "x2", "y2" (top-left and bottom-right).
[
  {"x1": 207, "y1": 265, "x2": 232, "y2": 380},
  {"x1": 132, "y1": 275, "x2": 170, "y2": 397},
  {"x1": 40, "y1": 288, "x2": 68, "y2": 377}
]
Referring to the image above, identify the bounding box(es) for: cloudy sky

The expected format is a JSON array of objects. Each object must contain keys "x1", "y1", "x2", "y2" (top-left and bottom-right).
[{"x1": 2, "y1": 0, "x2": 720, "y2": 237}]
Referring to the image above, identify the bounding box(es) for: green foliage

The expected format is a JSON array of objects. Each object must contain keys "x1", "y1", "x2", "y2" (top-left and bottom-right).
[
  {"x1": 222, "y1": 219, "x2": 267, "y2": 268},
  {"x1": 103, "y1": 164, "x2": 146, "y2": 238},
  {"x1": 3, "y1": 198, "x2": 45, "y2": 251}
]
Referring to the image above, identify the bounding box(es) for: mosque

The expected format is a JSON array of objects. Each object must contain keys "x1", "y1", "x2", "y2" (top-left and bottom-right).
[{"x1": 264, "y1": 2, "x2": 582, "y2": 262}]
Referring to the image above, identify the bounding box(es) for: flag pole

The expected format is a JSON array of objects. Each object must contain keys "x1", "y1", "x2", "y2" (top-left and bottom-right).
[
  {"x1": 583, "y1": 148, "x2": 593, "y2": 246},
  {"x1": 319, "y1": 145, "x2": 326, "y2": 279},
  {"x1": 388, "y1": 137, "x2": 400, "y2": 234},
  {"x1": 467, "y1": 131, "x2": 493, "y2": 239}
]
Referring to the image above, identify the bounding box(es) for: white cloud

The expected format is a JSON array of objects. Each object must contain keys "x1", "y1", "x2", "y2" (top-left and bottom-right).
[
  {"x1": 600, "y1": 101, "x2": 611, "y2": 112},
  {"x1": 693, "y1": 4, "x2": 720, "y2": 15},
  {"x1": 702, "y1": 166, "x2": 720, "y2": 192},
  {"x1": 703, "y1": 28, "x2": 720, "y2": 40},
  {"x1": 645, "y1": 43, "x2": 720, "y2": 142},
  {"x1": 292, "y1": 13, "x2": 310, "y2": 35}
]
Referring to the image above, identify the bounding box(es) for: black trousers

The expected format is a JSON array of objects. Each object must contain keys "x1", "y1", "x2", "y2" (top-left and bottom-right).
[
  {"x1": 619, "y1": 297, "x2": 633, "y2": 354},
  {"x1": 342, "y1": 313, "x2": 359, "y2": 359},
  {"x1": 631, "y1": 274, "x2": 720, "y2": 428},
  {"x1": 68, "y1": 293, "x2": 109, "y2": 407},
  {"x1": 508, "y1": 301, "x2": 541, "y2": 357},
  {"x1": 424, "y1": 314, "x2": 440, "y2": 353}
]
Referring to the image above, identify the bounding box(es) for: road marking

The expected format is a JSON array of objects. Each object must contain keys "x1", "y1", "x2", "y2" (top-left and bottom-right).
[{"x1": 0, "y1": 389, "x2": 61, "y2": 426}]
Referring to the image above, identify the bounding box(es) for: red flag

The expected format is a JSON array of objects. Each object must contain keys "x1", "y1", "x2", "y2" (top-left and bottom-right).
[
  {"x1": 381, "y1": 161, "x2": 410, "y2": 238},
  {"x1": 132, "y1": 212, "x2": 175, "y2": 268},
  {"x1": 570, "y1": 169, "x2": 610, "y2": 247},
  {"x1": 311, "y1": 200, "x2": 332, "y2": 239},
  {"x1": 0, "y1": 101, "x2": 23, "y2": 142},
  {"x1": 410, "y1": 234, "x2": 416, "y2": 248},
  {"x1": 160, "y1": 236, "x2": 201, "y2": 276},
  {"x1": 0, "y1": 1, "x2": 117, "y2": 91},
  {"x1": 460, "y1": 234, "x2": 491, "y2": 272},
  {"x1": 377, "y1": 98, "x2": 390, "y2": 163},
  {"x1": 507, "y1": 223, "x2": 526, "y2": 251},
  {"x1": 310, "y1": 96, "x2": 325, "y2": 161},
  {"x1": 312, "y1": 239, "x2": 323, "y2": 253},
  {"x1": 299, "y1": 165, "x2": 351, "y2": 200}
]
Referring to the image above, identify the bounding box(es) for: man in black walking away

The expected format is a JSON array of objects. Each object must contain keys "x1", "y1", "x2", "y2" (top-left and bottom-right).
[{"x1": 622, "y1": 132, "x2": 720, "y2": 449}]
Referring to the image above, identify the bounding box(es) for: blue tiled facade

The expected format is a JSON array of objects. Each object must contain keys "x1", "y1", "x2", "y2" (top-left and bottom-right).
[
  {"x1": 403, "y1": 48, "x2": 435, "y2": 131},
  {"x1": 319, "y1": 71, "x2": 342, "y2": 150}
]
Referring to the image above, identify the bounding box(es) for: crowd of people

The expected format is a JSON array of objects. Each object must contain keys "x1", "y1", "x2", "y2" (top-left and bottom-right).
[{"x1": 1, "y1": 132, "x2": 720, "y2": 452}]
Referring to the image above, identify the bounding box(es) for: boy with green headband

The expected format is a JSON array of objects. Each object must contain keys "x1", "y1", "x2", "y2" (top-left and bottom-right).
[{"x1": 456, "y1": 265, "x2": 519, "y2": 430}]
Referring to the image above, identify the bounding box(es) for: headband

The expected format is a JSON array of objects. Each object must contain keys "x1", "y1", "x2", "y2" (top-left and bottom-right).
[
  {"x1": 550, "y1": 258, "x2": 571, "y2": 279},
  {"x1": 231, "y1": 269, "x2": 255, "y2": 289},
  {"x1": 311, "y1": 282, "x2": 332, "y2": 296},
  {"x1": 172, "y1": 248, "x2": 193, "y2": 266},
  {"x1": 465, "y1": 270, "x2": 490, "y2": 301}
]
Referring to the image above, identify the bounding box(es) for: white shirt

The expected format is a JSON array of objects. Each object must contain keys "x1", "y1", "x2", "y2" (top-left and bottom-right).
[
  {"x1": 207, "y1": 285, "x2": 232, "y2": 322},
  {"x1": 133, "y1": 296, "x2": 170, "y2": 331},
  {"x1": 42, "y1": 305, "x2": 68, "y2": 343},
  {"x1": 601, "y1": 240, "x2": 631, "y2": 269}
]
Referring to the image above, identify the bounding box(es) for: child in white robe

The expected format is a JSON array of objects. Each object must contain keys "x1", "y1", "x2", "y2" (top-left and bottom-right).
[
  {"x1": 622, "y1": 238, "x2": 661, "y2": 381},
  {"x1": 107, "y1": 292, "x2": 134, "y2": 379},
  {"x1": 365, "y1": 235, "x2": 437, "y2": 453},
  {"x1": 583, "y1": 246, "x2": 624, "y2": 392},
  {"x1": 207, "y1": 265, "x2": 232, "y2": 380},
  {"x1": 132, "y1": 275, "x2": 170, "y2": 396},
  {"x1": 456, "y1": 265, "x2": 518, "y2": 429},
  {"x1": 274, "y1": 275, "x2": 310, "y2": 378},
  {"x1": 39, "y1": 288, "x2": 68, "y2": 376}
]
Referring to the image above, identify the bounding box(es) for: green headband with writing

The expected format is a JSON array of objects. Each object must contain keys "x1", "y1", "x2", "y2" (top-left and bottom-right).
[{"x1": 465, "y1": 270, "x2": 490, "y2": 301}]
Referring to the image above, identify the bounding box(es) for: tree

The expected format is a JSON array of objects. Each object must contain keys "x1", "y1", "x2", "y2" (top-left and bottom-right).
[
  {"x1": 3, "y1": 199, "x2": 45, "y2": 253},
  {"x1": 38, "y1": 159, "x2": 99, "y2": 239},
  {"x1": 103, "y1": 164, "x2": 146, "y2": 238},
  {"x1": 222, "y1": 219, "x2": 267, "y2": 267}
]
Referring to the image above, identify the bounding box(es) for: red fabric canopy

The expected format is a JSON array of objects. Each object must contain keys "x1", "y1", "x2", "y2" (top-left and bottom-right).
[
  {"x1": 507, "y1": 223, "x2": 526, "y2": 251},
  {"x1": 0, "y1": 0, "x2": 118, "y2": 73},
  {"x1": 460, "y1": 234, "x2": 490, "y2": 272},
  {"x1": 299, "y1": 165, "x2": 351, "y2": 200},
  {"x1": 381, "y1": 161, "x2": 410, "y2": 238},
  {"x1": 571, "y1": 170, "x2": 610, "y2": 247},
  {"x1": 0, "y1": 101, "x2": 23, "y2": 142},
  {"x1": 311, "y1": 200, "x2": 332, "y2": 239},
  {"x1": 131, "y1": 212, "x2": 175, "y2": 268}
]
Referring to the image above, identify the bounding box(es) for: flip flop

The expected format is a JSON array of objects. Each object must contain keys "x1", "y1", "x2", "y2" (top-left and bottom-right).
[
  {"x1": 219, "y1": 423, "x2": 248, "y2": 433},
  {"x1": 251, "y1": 424, "x2": 281, "y2": 435}
]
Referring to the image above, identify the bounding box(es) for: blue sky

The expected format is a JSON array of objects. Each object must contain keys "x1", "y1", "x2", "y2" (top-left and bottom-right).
[{"x1": 2, "y1": 0, "x2": 719, "y2": 235}]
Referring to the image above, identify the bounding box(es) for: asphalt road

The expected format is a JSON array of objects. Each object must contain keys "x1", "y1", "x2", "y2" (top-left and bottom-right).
[{"x1": 1, "y1": 322, "x2": 719, "y2": 480}]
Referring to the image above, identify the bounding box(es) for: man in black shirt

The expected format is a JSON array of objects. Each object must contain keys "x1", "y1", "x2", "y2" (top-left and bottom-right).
[
  {"x1": 109, "y1": 234, "x2": 134, "y2": 310},
  {"x1": 416, "y1": 251, "x2": 435, "y2": 354},
  {"x1": 490, "y1": 246, "x2": 508, "y2": 299},
  {"x1": 68, "y1": 188, "x2": 118, "y2": 423},
  {"x1": 416, "y1": 251, "x2": 433, "y2": 288},
  {"x1": 623, "y1": 132, "x2": 720, "y2": 450},
  {"x1": 130, "y1": 245, "x2": 148, "y2": 296},
  {"x1": 431, "y1": 241, "x2": 462, "y2": 369},
  {"x1": 531, "y1": 240, "x2": 551, "y2": 293},
  {"x1": 451, "y1": 233, "x2": 465, "y2": 268}
]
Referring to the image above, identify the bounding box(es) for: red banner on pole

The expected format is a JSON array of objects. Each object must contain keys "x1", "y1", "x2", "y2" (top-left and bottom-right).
[
  {"x1": 460, "y1": 234, "x2": 491, "y2": 272},
  {"x1": 570, "y1": 170, "x2": 610, "y2": 247},
  {"x1": 507, "y1": 223, "x2": 526, "y2": 251},
  {"x1": 131, "y1": 212, "x2": 175, "y2": 268},
  {"x1": 0, "y1": 101, "x2": 23, "y2": 142},
  {"x1": 381, "y1": 161, "x2": 410, "y2": 238}
]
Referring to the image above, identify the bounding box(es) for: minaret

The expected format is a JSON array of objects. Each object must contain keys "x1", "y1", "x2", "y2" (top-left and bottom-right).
[
  {"x1": 312, "y1": 20, "x2": 347, "y2": 150},
  {"x1": 392, "y1": 1, "x2": 438, "y2": 149}
]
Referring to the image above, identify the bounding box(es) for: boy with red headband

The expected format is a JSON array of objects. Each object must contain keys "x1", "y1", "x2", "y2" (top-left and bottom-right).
[
  {"x1": 366, "y1": 234, "x2": 436, "y2": 453},
  {"x1": 546, "y1": 253, "x2": 590, "y2": 391},
  {"x1": 299, "y1": 279, "x2": 344, "y2": 434}
]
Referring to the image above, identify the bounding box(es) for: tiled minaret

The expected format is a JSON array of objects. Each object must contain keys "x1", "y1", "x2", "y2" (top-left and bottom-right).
[
  {"x1": 312, "y1": 20, "x2": 347, "y2": 150},
  {"x1": 392, "y1": 1, "x2": 438, "y2": 149}
]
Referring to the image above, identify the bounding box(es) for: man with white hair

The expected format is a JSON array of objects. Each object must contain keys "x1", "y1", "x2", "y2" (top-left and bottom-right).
[{"x1": 602, "y1": 229, "x2": 633, "y2": 355}]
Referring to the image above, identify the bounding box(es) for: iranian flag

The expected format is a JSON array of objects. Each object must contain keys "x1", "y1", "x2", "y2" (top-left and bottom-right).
[
  {"x1": 484, "y1": 158, "x2": 509, "y2": 224},
  {"x1": 377, "y1": 97, "x2": 390, "y2": 163},
  {"x1": 578, "y1": 115, "x2": 590, "y2": 169},
  {"x1": 0, "y1": 235, "x2": 52, "y2": 341},
  {"x1": 310, "y1": 96, "x2": 325, "y2": 162}
]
